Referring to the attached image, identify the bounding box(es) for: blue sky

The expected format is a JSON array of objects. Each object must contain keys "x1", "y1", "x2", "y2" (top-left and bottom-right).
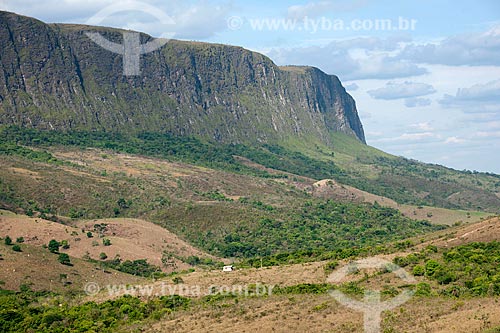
[{"x1": 2, "y1": 0, "x2": 500, "y2": 173}]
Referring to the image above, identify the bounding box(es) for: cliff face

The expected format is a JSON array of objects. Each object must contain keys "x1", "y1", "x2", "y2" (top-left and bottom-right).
[{"x1": 0, "y1": 11, "x2": 365, "y2": 144}]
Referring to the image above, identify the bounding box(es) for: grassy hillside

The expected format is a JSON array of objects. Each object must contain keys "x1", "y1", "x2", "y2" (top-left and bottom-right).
[
  {"x1": 2, "y1": 126, "x2": 500, "y2": 214},
  {"x1": 0, "y1": 146, "x2": 446, "y2": 263},
  {"x1": 3, "y1": 218, "x2": 500, "y2": 332},
  {"x1": 284, "y1": 132, "x2": 500, "y2": 212}
]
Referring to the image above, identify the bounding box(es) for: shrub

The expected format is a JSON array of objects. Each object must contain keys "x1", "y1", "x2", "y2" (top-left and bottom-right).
[
  {"x1": 434, "y1": 268, "x2": 457, "y2": 285},
  {"x1": 425, "y1": 260, "x2": 440, "y2": 277},
  {"x1": 324, "y1": 260, "x2": 339, "y2": 274},
  {"x1": 186, "y1": 256, "x2": 200, "y2": 266},
  {"x1": 103, "y1": 238, "x2": 111, "y2": 246},
  {"x1": 393, "y1": 256, "x2": 409, "y2": 267},
  {"x1": 4, "y1": 236, "x2": 12, "y2": 246},
  {"x1": 86, "y1": 232, "x2": 93, "y2": 238},
  {"x1": 16, "y1": 237, "x2": 24, "y2": 243},
  {"x1": 12, "y1": 245, "x2": 22, "y2": 252},
  {"x1": 99, "y1": 252, "x2": 108, "y2": 260},
  {"x1": 61, "y1": 240, "x2": 70, "y2": 249},
  {"x1": 412, "y1": 265, "x2": 425, "y2": 276},
  {"x1": 415, "y1": 282, "x2": 432, "y2": 296},
  {"x1": 172, "y1": 276, "x2": 184, "y2": 284},
  {"x1": 48, "y1": 239, "x2": 60, "y2": 253},
  {"x1": 58, "y1": 253, "x2": 71, "y2": 265}
]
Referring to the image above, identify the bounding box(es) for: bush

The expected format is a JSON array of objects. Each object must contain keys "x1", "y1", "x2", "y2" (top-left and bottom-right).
[
  {"x1": 48, "y1": 239, "x2": 60, "y2": 253},
  {"x1": 186, "y1": 256, "x2": 200, "y2": 266},
  {"x1": 4, "y1": 236, "x2": 12, "y2": 246},
  {"x1": 434, "y1": 268, "x2": 457, "y2": 285},
  {"x1": 86, "y1": 232, "x2": 93, "y2": 238},
  {"x1": 412, "y1": 265, "x2": 425, "y2": 276},
  {"x1": 61, "y1": 240, "x2": 70, "y2": 249},
  {"x1": 12, "y1": 245, "x2": 22, "y2": 252},
  {"x1": 58, "y1": 253, "x2": 71, "y2": 265},
  {"x1": 16, "y1": 237, "x2": 24, "y2": 243},
  {"x1": 415, "y1": 282, "x2": 432, "y2": 296},
  {"x1": 99, "y1": 252, "x2": 108, "y2": 260},
  {"x1": 324, "y1": 260, "x2": 339, "y2": 274},
  {"x1": 103, "y1": 238, "x2": 111, "y2": 246},
  {"x1": 172, "y1": 276, "x2": 184, "y2": 284},
  {"x1": 425, "y1": 260, "x2": 440, "y2": 277}
]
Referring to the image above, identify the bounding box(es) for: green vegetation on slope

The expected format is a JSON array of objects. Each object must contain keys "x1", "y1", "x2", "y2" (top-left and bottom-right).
[
  {"x1": 202, "y1": 200, "x2": 445, "y2": 259},
  {"x1": 394, "y1": 241, "x2": 500, "y2": 297},
  {"x1": 0, "y1": 290, "x2": 189, "y2": 333},
  {"x1": 286, "y1": 132, "x2": 500, "y2": 213},
  {"x1": 0, "y1": 126, "x2": 343, "y2": 180},
  {"x1": 3, "y1": 125, "x2": 500, "y2": 214}
]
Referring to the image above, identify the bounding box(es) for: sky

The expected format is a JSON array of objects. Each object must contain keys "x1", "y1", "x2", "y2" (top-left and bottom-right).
[{"x1": 1, "y1": 0, "x2": 500, "y2": 173}]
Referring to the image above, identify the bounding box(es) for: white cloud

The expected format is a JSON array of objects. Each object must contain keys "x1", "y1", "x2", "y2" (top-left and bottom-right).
[
  {"x1": 167, "y1": 3, "x2": 232, "y2": 39},
  {"x1": 344, "y1": 82, "x2": 359, "y2": 91},
  {"x1": 287, "y1": 1, "x2": 333, "y2": 20},
  {"x1": 440, "y1": 79, "x2": 500, "y2": 112},
  {"x1": 366, "y1": 130, "x2": 383, "y2": 137},
  {"x1": 404, "y1": 97, "x2": 431, "y2": 108},
  {"x1": 367, "y1": 81, "x2": 436, "y2": 100},
  {"x1": 400, "y1": 132, "x2": 437, "y2": 140},
  {"x1": 444, "y1": 136, "x2": 466, "y2": 144},
  {"x1": 1, "y1": 0, "x2": 233, "y2": 39},
  {"x1": 372, "y1": 132, "x2": 440, "y2": 143},
  {"x1": 267, "y1": 38, "x2": 427, "y2": 80},
  {"x1": 287, "y1": 0, "x2": 367, "y2": 20},
  {"x1": 399, "y1": 24, "x2": 500, "y2": 66},
  {"x1": 409, "y1": 122, "x2": 433, "y2": 131},
  {"x1": 475, "y1": 131, "x2": 500, "y2": 138}
]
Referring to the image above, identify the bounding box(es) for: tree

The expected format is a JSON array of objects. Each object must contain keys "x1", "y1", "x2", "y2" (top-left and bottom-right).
[
  {"x1": 58, "y1": 253, "x2": 71, "y2": 265},
  {"x1": 4, "y1": 236, "x2": 12, "y2": 246},
  {"x1": 86, "y1": 231, "x2": 93, "y2": 238},
  {"x1": 48, "y1": 239, "x2": 60, "y2": 253}
]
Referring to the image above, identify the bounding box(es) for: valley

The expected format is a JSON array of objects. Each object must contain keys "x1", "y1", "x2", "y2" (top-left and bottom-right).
[{"x1": 1, "y1": 9, "x2": 499, "y2": 333}]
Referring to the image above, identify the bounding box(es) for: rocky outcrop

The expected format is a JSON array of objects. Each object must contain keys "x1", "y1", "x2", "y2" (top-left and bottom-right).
[{"x1": 0, "y1": 11, "x2": 365, "y2": 144}]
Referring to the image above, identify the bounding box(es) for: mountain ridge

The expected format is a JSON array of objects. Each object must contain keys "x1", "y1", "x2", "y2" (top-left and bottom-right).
[{"x1": 0, "y1": 10, "x2": 365, "y2": 144}]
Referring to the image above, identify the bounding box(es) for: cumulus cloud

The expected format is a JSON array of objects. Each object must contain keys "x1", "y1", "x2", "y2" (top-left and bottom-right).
[
  {"x1": 475, "y1": 131, "x2": 500, "y2": 138},
  {"x1": 287, "y1": 0, "x2": 367, "y2": 20},
  {"x1": 444, "y1": 136, "x2": 466, "y2": 144},
  {"x1": 404, "y1": 97, "x2": 431, "y2": 108},
  {"x1": 367, "y1": 81, "x2": 436, "y2": 100},
  {"x1": 440, "y1": 79, "x2": 500, "y2": 112},
  {"x1": 267, "y1": 37, "x2": 427, "y2": 80},
  {"x1": 162, "y1": 2, "x2": 232, "y2": 39},
  {"x1": 344, "y1": 83, "x2": 359, "y2": 91},
  {"x1": 399, "y1": 25, "x2": 500, "y2": 66},
  {"x1": 1, "y1": 0, "x2": 233, "y2": 39},
  {"x1": 372, "y1": 131, "x2": 441, "y2": 144},
  {"x1": 400, "y1": 132, "x2": 437, "y2": 140},
  {"x1": 409, "y1": 122, "x2": 433, "y2": 131}
]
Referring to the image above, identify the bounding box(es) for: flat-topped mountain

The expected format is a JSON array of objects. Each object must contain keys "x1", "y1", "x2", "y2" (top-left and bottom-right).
[{"x1": 0, "y1": 11, "x2": 365, "y2": 145}]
